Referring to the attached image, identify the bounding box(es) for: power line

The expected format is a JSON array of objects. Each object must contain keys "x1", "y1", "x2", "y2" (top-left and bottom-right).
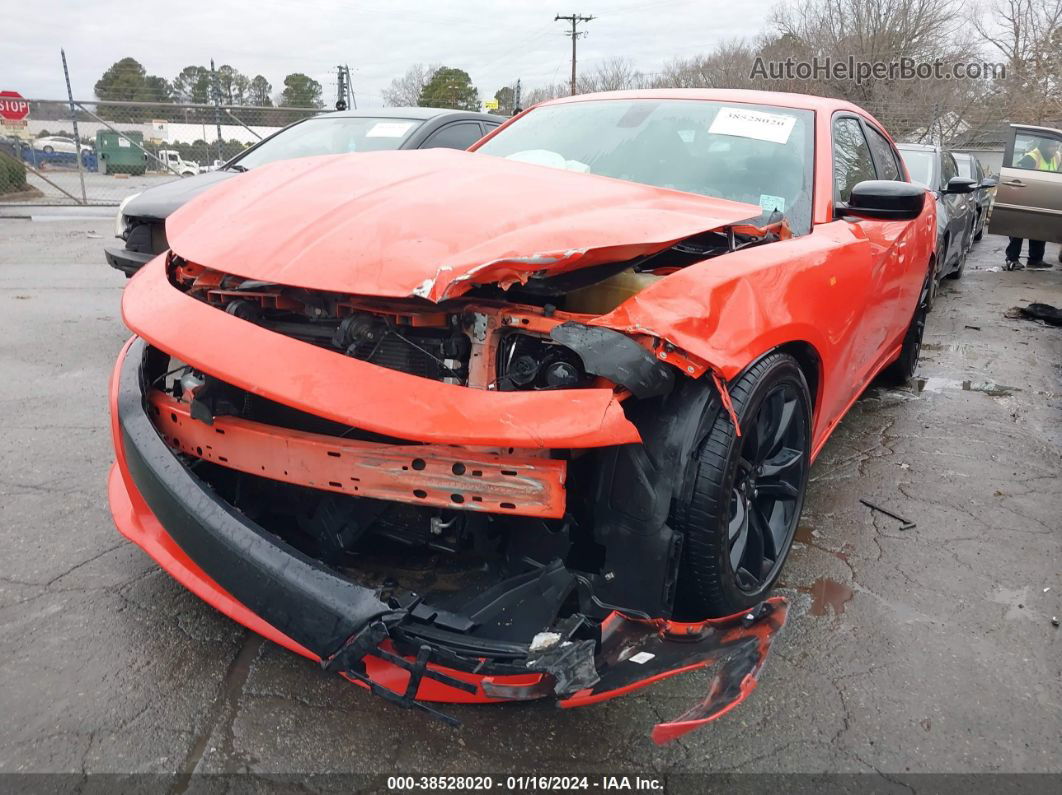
[{"x1": 554, "y1": 12, "x2": 595, "y2": 96}]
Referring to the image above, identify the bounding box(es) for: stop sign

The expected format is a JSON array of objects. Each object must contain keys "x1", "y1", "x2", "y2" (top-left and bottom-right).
[{"x1": 0, "y1": 91, "x2": 30, "y2": 121}]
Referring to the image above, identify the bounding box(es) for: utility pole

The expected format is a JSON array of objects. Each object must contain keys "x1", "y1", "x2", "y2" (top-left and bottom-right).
[
  {"x1": 554, "y1": 12, "x2": 595, "y2": 96},
  {"x1": 513, "y1": 79, "x2": 522, "y2": 115},
  {"x1": 335, "y1": 65, "x2": 356, "y2": 111},
  {"x1": 336, "y1": 65, "x2": 347, "y2": 110}
]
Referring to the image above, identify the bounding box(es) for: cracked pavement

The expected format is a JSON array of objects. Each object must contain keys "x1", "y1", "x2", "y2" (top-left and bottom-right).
[{"x1": 0, "y1": 218, "x2": 1059, "y2": 779}]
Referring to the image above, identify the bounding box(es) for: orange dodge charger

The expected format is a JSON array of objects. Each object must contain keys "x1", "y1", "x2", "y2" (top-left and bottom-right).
[{"x1": 109, "y1": 90, "x2": 935, "y2": 742}]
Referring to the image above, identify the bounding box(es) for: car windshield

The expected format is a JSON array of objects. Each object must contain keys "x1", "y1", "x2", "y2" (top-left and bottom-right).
[
  {"x1": 477, "y1": 99, "x2": 815, "y2": 234},
  {"x1": 899, "y1": 149, "x2": 936, "y2": 189},
  {"x1": 232, "y1": 116, "x2": 424, "y2": 170}
]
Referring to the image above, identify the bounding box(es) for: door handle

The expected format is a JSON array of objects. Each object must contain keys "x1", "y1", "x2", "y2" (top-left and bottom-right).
[{"x1": 1002, "y1": 179, "x2": 1025, "y2": 187}]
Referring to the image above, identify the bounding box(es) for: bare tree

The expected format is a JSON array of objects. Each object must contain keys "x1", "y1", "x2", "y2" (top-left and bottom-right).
[
  {"x1": 382, "y1": 63, "x2": 441, "y2": 107},
  {"x1": 973, "y1": 0, "x2": 1062, "y2": 122},
  {"x1": 652, "y1": 40, "x2": 761, "y2": 89},
  {"x1": 577, "y1": 57, "x2": 649, "y2": 92},
  {"x1": 522, "y1": 83, "x2": 569, "y2": 106},
  {"x1": 768, "y1": 0, "x2": 998, "y2": 141}
]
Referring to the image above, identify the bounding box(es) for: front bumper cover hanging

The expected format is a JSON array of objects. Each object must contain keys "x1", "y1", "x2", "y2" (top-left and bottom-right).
[{"x1": 111, "y1": 337, "x2": 789, "y2": 743}]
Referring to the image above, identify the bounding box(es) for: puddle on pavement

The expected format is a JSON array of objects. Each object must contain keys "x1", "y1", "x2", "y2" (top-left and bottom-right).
[
  {"x1": 913, "y1": 377, "x2": 1019, "y2": 397},
  {"x1": 801, "y1": 577, "x2": 855, "y2": 617}
]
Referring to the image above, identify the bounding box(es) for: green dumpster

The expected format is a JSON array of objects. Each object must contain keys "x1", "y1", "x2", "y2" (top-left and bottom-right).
[{"x1": 95, "y1": 130, "x2": 147, "y2": 176}]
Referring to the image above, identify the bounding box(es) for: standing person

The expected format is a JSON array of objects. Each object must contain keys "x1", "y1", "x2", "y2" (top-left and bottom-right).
[{"x1": 1004, "y1": 138, "x2": 1060, "y2": 270}]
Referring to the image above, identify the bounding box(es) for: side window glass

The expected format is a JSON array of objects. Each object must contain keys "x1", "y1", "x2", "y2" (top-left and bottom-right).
[
  {"x1": 865, "y1": 125, "x2": 902, "y2": 181},
  {"x1": 832, "y1": 117, "x2": 877, "y2": 202},
  {"x1": 422, "y1": 122, "x2": 485, "y2": 150},
  {"x1": 941, "y1": 153, "x2": 958, "y2": 188},
  {"x1": 1011, "y1": 132, "x2": 1062, "y2": 172}
]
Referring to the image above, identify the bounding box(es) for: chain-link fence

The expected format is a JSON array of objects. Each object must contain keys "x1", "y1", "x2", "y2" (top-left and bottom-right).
[{"x1": 0, "y1": 99, "x2": 320, "y2": 206}]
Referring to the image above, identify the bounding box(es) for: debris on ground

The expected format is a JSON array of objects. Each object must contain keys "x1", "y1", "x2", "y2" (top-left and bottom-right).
[
  {"x1": 964, "y1": 325, "x2": 981, "y2": 331},
  {"x1": 859, "y1": 498, "x2": 916, "y2": 530},
  {"x1": 1004, "y1": 303, "x2": 1062, "y2": 327},
  {"x1": 1052, "y1": 617, "x2": 1059, "y2": 628}
]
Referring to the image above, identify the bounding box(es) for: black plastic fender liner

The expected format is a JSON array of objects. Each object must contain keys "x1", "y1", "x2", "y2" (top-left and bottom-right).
[
  {"x1": 585, "y1": 377, "x2": 724, "y2": 618},
  {"x1": 549, "y1": 321, "x2": 674, "y2": 399},
  {"x1": 116, "y1": 338, "x2": 393, "y2": 658}
]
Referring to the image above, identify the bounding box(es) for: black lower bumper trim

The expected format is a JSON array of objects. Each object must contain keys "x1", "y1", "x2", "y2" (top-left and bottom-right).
[
  {"x1": 116, "y1": 338, "x2": 392, "y2": 657},
  {"x1": 105, "y1": 246, "x2": 154, "y2": 276}
]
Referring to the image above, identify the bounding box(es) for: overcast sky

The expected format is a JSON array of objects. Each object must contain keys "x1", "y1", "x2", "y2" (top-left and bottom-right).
[{"x1": 6, "y1": 0, "x2": 777, "y2": 106}]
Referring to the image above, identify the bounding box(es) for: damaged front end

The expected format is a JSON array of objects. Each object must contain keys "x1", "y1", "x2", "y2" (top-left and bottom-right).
[{"x1": 111, "y1": 211, "x2": 790, "y2": 742}]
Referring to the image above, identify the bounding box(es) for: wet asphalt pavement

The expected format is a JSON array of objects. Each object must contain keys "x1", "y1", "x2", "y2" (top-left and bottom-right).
[{"x1": 0, "y1": 218, "x2": 1059, "y2": 785}]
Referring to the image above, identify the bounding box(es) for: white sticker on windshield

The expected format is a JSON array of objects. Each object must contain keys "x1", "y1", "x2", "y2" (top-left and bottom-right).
[
  {"x1": 365, "y1": 121, "x2": 415, "y2": 138},
  {"x1": 709, "y1": 107, "x2": 796, "y2": 144},
  {"x1": 759, "y1": 194, "x2": 786, "y2": 213}
]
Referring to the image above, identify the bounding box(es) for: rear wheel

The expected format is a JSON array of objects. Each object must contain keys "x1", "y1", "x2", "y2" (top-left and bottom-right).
[
  {"x1": 926, "y1": 246, "x2": 944, "y2": 311},
  {"x1": 947, "y1": 245, "x2": 968, "y2": 280},
  {"x1": 884, "y1": 265, "x2": 931, "y2": 384},
  {"x1": 671, "y1": 353, "x2": 811, "y2": 618}
]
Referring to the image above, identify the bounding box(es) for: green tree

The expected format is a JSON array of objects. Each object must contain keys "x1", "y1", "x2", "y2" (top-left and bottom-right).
[
  {"x1": 94, "y1": 57, "x2": 147, "y2": 101},
  {"x1": 94, "y1": 57, "x2": 172, "y2": 120},
  {"x1": 279, "y1": 73, "x2": 323, "y2": 108},
  {"x1": 172, "y1": 65, "x2": 212, "y2": 104},
  {"x1": 217, "y1": 65, "x2": 250, "y2": 105},
  {"x1": 142, "y1": 75, "x2": 173, "y2": 103},
  {"x1": 247, "y1": 75, "x2": 273, "y2": 106},
  {"x1": 493, "y1": 86, "x2": 515, "y2": 115},
  {"x1": 418, "y1": 67, "x2": 479, "y2": 111}
]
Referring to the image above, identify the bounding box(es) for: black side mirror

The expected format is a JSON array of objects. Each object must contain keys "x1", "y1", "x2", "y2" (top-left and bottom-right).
[
  {"x1": 837, "y1": 180, "x2": 926, "y2": 221},
  {"x1": 978, "y1": 176, "x2": 997, "y2": 189},
  {"x1": 943, "y1": 177, "x2": 977, "y2": 194}
]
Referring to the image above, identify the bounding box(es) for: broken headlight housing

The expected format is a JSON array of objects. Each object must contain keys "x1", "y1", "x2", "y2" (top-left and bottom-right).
[{"x1": 496, "y1": 333, "x2": 590, "y2": 391}]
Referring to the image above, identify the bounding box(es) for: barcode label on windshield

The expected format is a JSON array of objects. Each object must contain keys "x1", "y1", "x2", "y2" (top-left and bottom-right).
[{"x1": 710, "y1": 107, "x2": 796, "y2": 144}]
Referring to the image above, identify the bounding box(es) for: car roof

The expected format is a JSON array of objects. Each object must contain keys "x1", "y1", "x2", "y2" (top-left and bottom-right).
[
  {"x1": 312, "y1": 106, "x2": 499, "y2": 122},
  {"x1": 536, "y1": 88, "x2": 877, "y2": 117}
]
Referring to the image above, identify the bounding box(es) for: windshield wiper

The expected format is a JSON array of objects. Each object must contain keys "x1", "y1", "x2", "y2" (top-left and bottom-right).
[{"x1": 225, "y1": 163, "x2": 248, "y2": 172}]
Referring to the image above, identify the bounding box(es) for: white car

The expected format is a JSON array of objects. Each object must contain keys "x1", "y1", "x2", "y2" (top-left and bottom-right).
[{"x1": 35, "y1": 135, "x2": 92, "y2": 155}]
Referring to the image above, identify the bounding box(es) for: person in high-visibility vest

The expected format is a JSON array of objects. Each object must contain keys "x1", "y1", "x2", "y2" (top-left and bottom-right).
[{"x1": 1004, "y1": 137, "x2": 1060, "y2": 270}]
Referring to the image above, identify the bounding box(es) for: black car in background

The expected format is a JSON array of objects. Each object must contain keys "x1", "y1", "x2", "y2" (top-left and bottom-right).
[
  {"x1": 952, "y1": 152, "x2": 996, "y2": 243},
  {"x1": 105, "y1": 107, "x2": 502, "y2": 275},
  {"x1": 896, "y1": 143, "x2": 977, "y2": 303}
]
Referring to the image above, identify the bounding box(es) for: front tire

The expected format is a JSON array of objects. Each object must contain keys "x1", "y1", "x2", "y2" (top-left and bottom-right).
[{"x1": 671, "y1": 353, "x2": 812, "y2": 618}]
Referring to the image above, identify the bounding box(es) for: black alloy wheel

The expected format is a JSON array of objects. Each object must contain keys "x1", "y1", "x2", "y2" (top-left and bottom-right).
[
  {"x1": 671, "y1": 353, "x2": 812, "y2": 618},
  {"x1": 726, "y1": 382, "x2": 808, "y2": 593}
]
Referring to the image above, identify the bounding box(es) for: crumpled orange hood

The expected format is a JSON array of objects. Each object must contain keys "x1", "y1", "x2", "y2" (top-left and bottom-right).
[{"x1": 165, "y1": 148, "x2": 762, "y2": 301}]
